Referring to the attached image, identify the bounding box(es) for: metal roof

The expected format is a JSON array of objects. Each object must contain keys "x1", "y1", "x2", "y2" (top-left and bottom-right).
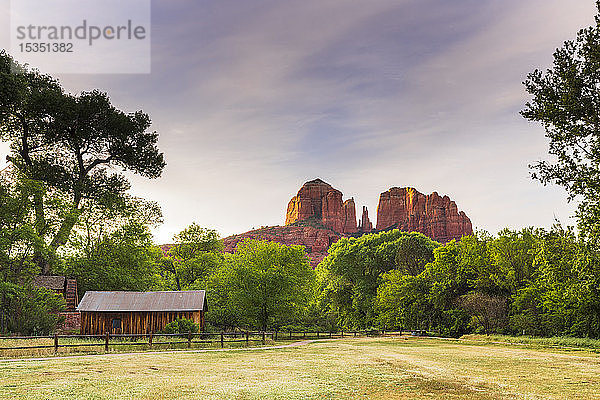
[
  {"x1": 32, "y1": 275, "x2": 66, "y2": 290},
  {"x1": 77, "y1": 291, "x2": 207, "y2": 312}
]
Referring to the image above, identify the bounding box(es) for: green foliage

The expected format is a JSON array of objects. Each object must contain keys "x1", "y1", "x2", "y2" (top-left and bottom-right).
[
  {"x1": 372, "y1": 226, "x2": 600, "y2": 338},
  {"x1": 0, "y1": 282, "x2": 65, "y2": 335},
  {"x1": 376, "y1": 271, "x2": 431, "y2": 331},
  {"x1": 317, "y1": 230, "x2": 439, "y2": 329},
  {"x1": 521, "y1": 2, "x2": 600, "y2": 243},
  {"x1": 158, "y1": 224, "x2": 224, "y2": 291},
  {"x1": 395, "y1": 233, "x2": 437, "y2": 275},
  {"x1": 161, "y1": 318, "x2": 199, "y2": 335},
  {"x1": 207, "y1": 239, "x2": 314, "y2": 331},
  {"x1": 204, "y1": 261, "x2": 241, "y2": 330},
  {"x1": 458, "y1": 292, "x2": 508, "y2": 335},
  {"x1": 59, "y1": 222, "x2": 162, "y2": 294},
  {"x1": 0, "y1": 52, "x2": 166, "y2": 335},
  {"x1": 0, "y1": 175, "x2": 46, "y2": 281},
  {"x1": 0, "y1": 51, "x2": 165, "y2": 272}
]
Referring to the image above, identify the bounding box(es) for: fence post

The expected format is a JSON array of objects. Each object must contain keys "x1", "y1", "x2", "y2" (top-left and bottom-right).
[
  {"x1": 303, "y1": 331, "x2": 306, "y2": 339},
  {"x1": 317, "y1": 331, "x2": 319, "y2": 338},
  {"x1": 188, "y1": 331, "x2": 192, "y2": 348},
  {"x1": 289, "y1": 330, "x2": 292, "y2": 339},
  {"x1": 354, "y1": 331, "x2": 356, "y2": 337},
  {"x1": 105, "y1": 331, "x2": 110, "y2": 352},
  {"x1": 54, "y1": 333, "x2": 59, "y2": 353},
  {"x1": 341, "y1": 330, "x2": 344, "y2": 338},
  {"x1": 149, "y1": 331, "x2": 153, "y2": 348},
  {"x1": 262, "y1": 331, "x2": 265, "y2": 345},
  {"x1": 220, "y1": 331, "x2": 224, "y2": 348},
  {"x1": 329, "y1": 331, "x2": 332, "y2": 338},
  {"x1": 246, "y1": 330, "x2": 249, "y2": 346}
]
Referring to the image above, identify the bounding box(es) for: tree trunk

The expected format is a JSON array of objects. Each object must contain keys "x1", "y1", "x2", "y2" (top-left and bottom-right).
[{"x1": 49, "y1": 207, "x2": 82, "y2": 251}]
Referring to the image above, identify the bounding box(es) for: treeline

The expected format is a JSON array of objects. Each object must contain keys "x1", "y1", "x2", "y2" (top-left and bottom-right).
[
  {"x1": 319, "y1": 228, "x2": 600, "y2": 338},
  {"x1": 2, "y1": 141, "x2": 598, "y2": 337}
]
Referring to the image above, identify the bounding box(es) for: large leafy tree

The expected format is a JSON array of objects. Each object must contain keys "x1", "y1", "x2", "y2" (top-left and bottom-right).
[
  {"x1": 212, "y1": 239, "x2": 314, "y2": 331},
  {"x1": 317, "y1": 230, "x2": 439, "y2": 329},
  {"x1": 158, "y1": 224, "x2": 224, "y2": 291},
  {"x1": 59, "y1": 212, "x2": 164, "y2": 295},
  {"x1": 376, "y1": 271, "x2": 432, "y2": 331},
  {"x1": 522, "y1": 2, "x2": 600, "y2": 241},
  {"x1": 0, "y1": 51, "x2": 165, "y2": 273}
]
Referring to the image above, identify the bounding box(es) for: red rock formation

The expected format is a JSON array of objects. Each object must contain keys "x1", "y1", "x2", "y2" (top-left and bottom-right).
[
  {"x1": 163, "y1": 180, "x2": 474, "y2": 268},
  {"x1": 358, "y1": 206, "x2": 373, "y2": 233},
  {"x1": 285, "y1": 179, "x2": 357, "y2": 234},
  {"x1": 343, "y1": 198, "x2": 357, "y2": 233},
  {"x1": 223, "y1": 225, "x2": 341, "y2": 267},
  {"x1": 375, "y1": 187, "x2": 472, "y2": 243}
]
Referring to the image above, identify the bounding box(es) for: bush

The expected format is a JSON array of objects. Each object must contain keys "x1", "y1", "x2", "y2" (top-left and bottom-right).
[
  {"x1": 162, "y1": 318, "x2": 199, "y2": 334},
  {"x1": 0, "y1": 282, "x2": 66, "y2": 335}
]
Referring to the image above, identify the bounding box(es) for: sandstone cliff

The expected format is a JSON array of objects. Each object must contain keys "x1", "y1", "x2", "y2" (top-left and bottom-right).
[
  {"x1": 285, "y1": 178, "x2": 357, "y2": 234},
  {"x1": 179, "y1": 179, "x2": 474, "y2": 268},
  {"x1": 342, "y1": 198, "x2": 358, "y2": 233},
  {"x1": 376, "y1": 187, "x2": 472, "y2": 243},
  {"x1": 222, "y1": 223, "x2": 341, "y2": 267}
]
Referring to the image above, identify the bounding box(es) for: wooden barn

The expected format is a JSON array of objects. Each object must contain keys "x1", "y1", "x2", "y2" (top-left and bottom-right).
[{"x1": 77, "y1": 291, "x2": 207, "y2": 335}]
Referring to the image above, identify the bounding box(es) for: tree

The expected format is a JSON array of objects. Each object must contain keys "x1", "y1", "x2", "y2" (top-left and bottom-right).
[
  {"x1": 459, "y1": 292, "x2": 508, "y2": 335},
  {"x1": 204, "y1": 259, "x2": 241, "y2": 330},
  {"x1": 394, "y1": 233, "x2": 438, "y2": 275},
  {"x1": 487, "y1": 228, "x2": 537, "y2": 295},
  {"x1": 317, "y1": 230, "x2": 439, "y2": 328},
  {"x1": 0, "y1": 171, "x2": 46, "y2": 283},
  {"x1": 59, "y1": 221, "x2": 162, "y2": 294},
  {"x1": 0, "y1": 51, "x2": 165, "y2": 273},
  {"x1": 521, "y1": 2, "x2": 600, "y2": 241},
  {"x1": 158, "y1": 224, "x2": 224, "y2": 291},
  {"x1": 222, "y1": 239, "x2": 314, "y2": 331},
  {"x1": 376, "y1": 271, "x2": 431, "y2": 331}
]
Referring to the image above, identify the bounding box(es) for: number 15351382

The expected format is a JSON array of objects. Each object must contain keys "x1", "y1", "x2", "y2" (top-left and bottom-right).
[{"x1": 18, "y1": 43, "x2": 74, "y2": 53}]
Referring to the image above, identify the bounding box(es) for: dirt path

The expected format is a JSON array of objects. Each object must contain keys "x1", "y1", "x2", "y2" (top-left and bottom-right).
[{"x1": 0, "y1": 339, "x2": 318, "y2": 363}]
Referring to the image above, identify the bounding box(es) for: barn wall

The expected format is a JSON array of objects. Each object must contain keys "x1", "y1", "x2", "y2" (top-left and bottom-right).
[{"x1": 80, "y1": 311, "x2": 204, "y2": 335}]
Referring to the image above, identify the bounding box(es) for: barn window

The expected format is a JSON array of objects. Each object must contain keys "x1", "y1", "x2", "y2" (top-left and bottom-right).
[{"x1": 112, "y1": 318, "x2": 121, "y2": 329}]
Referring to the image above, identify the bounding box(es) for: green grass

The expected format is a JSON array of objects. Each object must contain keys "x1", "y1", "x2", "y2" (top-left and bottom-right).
[
  {"x1": 1, "y1": 336, "x2": 600, "y2": 399},
  {"x1": 462, "y1": 334, "x2": 600, "y2": 350}
]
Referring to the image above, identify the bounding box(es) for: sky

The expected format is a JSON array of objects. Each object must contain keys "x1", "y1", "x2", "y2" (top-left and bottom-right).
[{"x1": 0, "y1": 0, "x2": 597, "y2": 243}]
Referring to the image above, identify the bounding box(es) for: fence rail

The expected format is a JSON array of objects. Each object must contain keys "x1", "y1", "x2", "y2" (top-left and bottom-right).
[{"x1": 0, "y1": 330, "x2": 381, "y2": 355}]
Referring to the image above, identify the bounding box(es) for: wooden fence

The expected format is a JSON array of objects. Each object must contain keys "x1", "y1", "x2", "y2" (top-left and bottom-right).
[{"x1": 0, "y1": 330, "x2": 381, "y2": 355}]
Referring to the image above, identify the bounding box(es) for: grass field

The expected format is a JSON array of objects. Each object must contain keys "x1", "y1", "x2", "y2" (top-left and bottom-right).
[{"x1": 1, "y1": 336, "x2": 599, "y2": 399}]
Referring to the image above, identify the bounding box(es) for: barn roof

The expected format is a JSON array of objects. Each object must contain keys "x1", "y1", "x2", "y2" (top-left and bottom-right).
[
  {"x1": 77, "y1": 291, "x2": 207, "y2": 312},
  {"x1": 32, "y1": 275, "x2": 66, "y2": 290}
]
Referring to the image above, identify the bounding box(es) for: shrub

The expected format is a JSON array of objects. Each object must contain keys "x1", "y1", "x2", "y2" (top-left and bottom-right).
[
  {"x1": 162, "y1": 318, "x2": 199, "y2": 334},
  {"x1": 0, "y1": 282, "x2": 66, "y2": 335}
]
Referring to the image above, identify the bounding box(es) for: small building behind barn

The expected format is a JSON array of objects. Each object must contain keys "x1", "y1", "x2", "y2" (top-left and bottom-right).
[
  {"x1": 77, "y1": 291, "x2": 207, "y2": 335},
  {"x1": 33, "y1": 275, "x2": 78, "y2": 312}
]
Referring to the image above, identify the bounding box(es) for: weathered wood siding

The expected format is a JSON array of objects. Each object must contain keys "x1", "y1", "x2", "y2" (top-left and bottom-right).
[{"x1": 80, "y1": 311, "x2": 205, "y2": 335}]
